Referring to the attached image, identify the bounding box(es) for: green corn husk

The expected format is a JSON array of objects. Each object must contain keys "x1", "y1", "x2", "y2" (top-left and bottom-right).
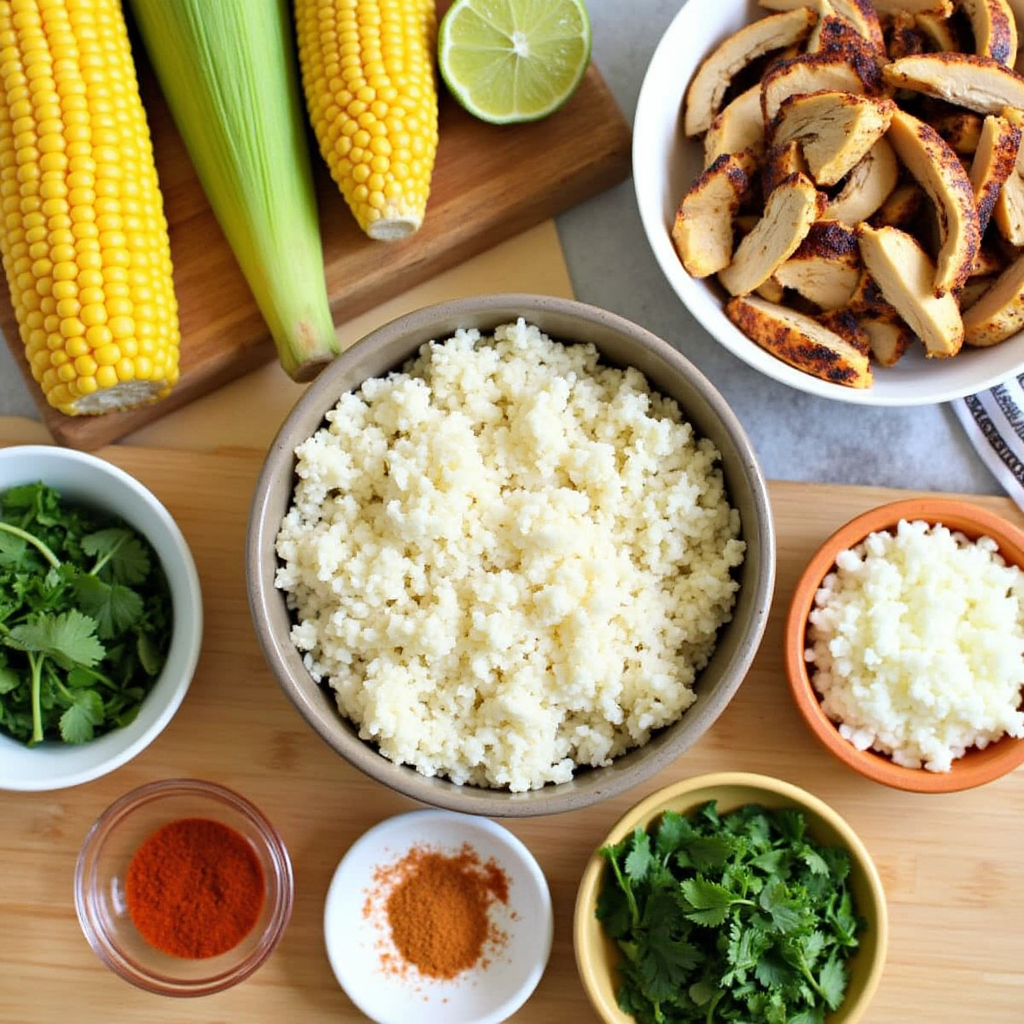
[{"x1": 127, "y1": 0, "x2": 339, "y2": 381}]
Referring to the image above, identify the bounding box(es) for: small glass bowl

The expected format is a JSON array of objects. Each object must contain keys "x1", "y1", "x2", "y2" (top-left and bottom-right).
[{"x1": 74, "y1": 778, "x2": 294, "y2": 996}]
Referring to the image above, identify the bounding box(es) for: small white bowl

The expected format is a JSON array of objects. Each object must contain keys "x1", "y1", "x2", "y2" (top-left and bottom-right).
[
  {"x1": 633, "y1": 0, "x2": 1024, "y2": 405},
  {"x1": 0, "y1": 445, "x2": 203, "y2": 790},
  {"x1": 324, "y1": 809, "x2": 553, "y2": 1024}
]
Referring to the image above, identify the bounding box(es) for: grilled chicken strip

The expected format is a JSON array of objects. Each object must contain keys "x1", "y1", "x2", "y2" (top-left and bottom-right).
[
  {"x1": 684, "y1": 8, "x2": 816, "y2": 136},
  {"x1": 758, "y1": 0, "x2": 885, "y2": 50},
  {"x1": 882, "y1": 52, "x2": 1024, "y2": 114},
  {"x1": 703, "y1": 85, "x2": 766, "y2": 167},
  {"x1": 856, "y1": 223, "x2": 964, "y2": 356},
  {"x1": 969, "y1": 114, "x2": 1022, "y2": 235},
  {"x1": 761, "y1": 50, "x2": 883, "y2": 123},
  {"x1": 717, "y1": 172, "x2": 822, "y2": 295},
  {"x1": 726, "y1": 293, "x2": 873, "y2": 386},
  {"x1": 992, "y1": 106, "x2": 1024, "y2": 244},
  {"x1": 823, "y1": 137, "x2": 899, "y2": 223},
  {"x1": 885, "y1": 108, "x2": 981, "y2": 296},
  {"x1": 960, "y1": 0, "x2": 1018, "y2": 65},
  {"x1": 773, "y1": 220, "x2": 862, "y2": 308},
  {"x1": 672, "y1": 150, "x2": 760, "y2": 278},
  {"x1": 770, "y1": 91, "x2": 896, "y2": 185},
  {"x1": 962, "y1": 250, "x2": 1024, "y2": 345}
]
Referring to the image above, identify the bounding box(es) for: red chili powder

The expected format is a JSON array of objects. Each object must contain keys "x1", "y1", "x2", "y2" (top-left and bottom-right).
[
  {"x1": 125, "y1": 817, "x2": 266, "y2": 959},
  {"x1": 363, "y1": 841, "x2": 512, "y2": 981}
]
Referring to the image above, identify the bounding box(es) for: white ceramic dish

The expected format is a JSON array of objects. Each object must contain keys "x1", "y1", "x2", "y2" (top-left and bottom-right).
[
  {"x1": 633, "y1": 0, "x2": 1024, "y2": 405},
  {"x1": 0, "y1": 445, "x2": 203, "y2": 790},
  {"x1": 324, "y1": 809, "x2": 553, "y2": 1024}
]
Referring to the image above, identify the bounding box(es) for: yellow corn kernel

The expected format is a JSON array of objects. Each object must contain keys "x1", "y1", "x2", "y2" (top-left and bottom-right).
[
  {"x1": 0, "y1": 0, "x2": 180, "y2": 416},
  {"x1": 294, "y1": 0, "x2": 439, "y2": 241}
]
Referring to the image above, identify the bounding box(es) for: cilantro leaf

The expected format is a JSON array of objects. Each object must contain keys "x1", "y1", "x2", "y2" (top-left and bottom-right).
[
  {"x1": 60, "y1": 688, "x2": 105, "y2": 744},
  {"x1": 81, "y1": 528, "x2": 150, "y2": 584},
  {"x1": 71, "y1": 574, "x2": 144, "y2": 638},
  {"x1": 6, "y1": 610, "x2": 105, "y2": 668}
]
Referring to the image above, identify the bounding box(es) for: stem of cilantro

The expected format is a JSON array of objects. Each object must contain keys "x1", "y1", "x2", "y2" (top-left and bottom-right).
[
  {"x1": 796, "y1": 953, "x2": 828, "y2": 1002},
  {"x1": 0, "y1": 521, "x2": 61, "y2": 569},
  {"x1": 87, "y1": 533, "x2": 126, "y2": 576},
  {"x1": 606, "y1": 852, "x2": 641, "y2": 930},
  {"x1": 27, "y1": 649, "x2": 46, "y2": 745}
]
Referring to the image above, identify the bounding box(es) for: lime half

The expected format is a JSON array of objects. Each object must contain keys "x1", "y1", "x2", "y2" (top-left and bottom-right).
[{"x1": 438, "y1": 0, "x2": 592, "y2": 125}]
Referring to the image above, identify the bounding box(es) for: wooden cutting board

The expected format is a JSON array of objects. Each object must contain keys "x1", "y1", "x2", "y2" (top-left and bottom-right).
[
  {"x1": 0, "y1": 440, "x2": 1021, "y2": 1023},
  {"x1": 0, "y1": 52, "x2": 632, "y2": 452}
]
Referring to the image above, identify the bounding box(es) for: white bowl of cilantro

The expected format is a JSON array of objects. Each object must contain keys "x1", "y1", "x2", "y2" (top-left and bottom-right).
[
  {"x1": 0, "y1": 445, "x2": 202, "y2": 791},
  {"x1": 573, "y1": 772, "x2": 888, "y2": 1024}
]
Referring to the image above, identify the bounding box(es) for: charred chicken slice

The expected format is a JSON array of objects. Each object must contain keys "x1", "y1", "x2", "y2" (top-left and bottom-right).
[
  {"x1": 758, "y1": 0, "x2": 885, "y2": 50},
  {"x1": 761, "y1": 51, "x2": 882, "y2": 123},
  {"x1": 885, "y1": 107, "x2": 981, "y2": 296},
  {"x1": 703, "y1": 85, "x2": 766, "y2": 167},
  {"x1": 672, "y1": 150, "x2": 760, "y2": 278},
  {"x1": 856, "y1": 223, "x2": 964, "y2": 356},
  {"x1": 717, "y1": 172, "x2": 823, "y2": 295},
  {"x1": 770, "y1": 90, "x2": 896, "y2": 185},
  {"x1": 772, "y1": 220, "x2": 862, "y2": 308},
  {"x1": 960, "y1": 0, "x2": 1018, "y2": 65},
  {"x1": 823, "y1": 137, "x2": 899, "y2": 223},
  {"x1": 992, "y1": 105, "x2": 1024, "y2": 244},
  {"x1": 961, "y1": 249, "x2": 1024, "y2": 345},
  {"x1": 684, "y1": 8, "x2": 816, "y2": 136},
  {"x1": 969, "y1": 114, "x2": 1022, "y2": 234},
  {"x1": 725, "y1": 293, "x2": 874, "y2": 386},
  {"x1": 882, "y1": 52, "x2": 1024, "y2": 114}
]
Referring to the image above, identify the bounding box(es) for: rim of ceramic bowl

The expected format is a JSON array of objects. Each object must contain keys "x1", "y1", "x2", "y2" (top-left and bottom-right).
[
  {"x1": 245, "y1": 293, "x2": 777, "y2": 817},
  {"x1": 631, "y1": 0, "x2": 1024, "y2": 405},
  {"x1": 73, "y1": 778, "x2": 294, "y2": 996},
  {"x1": 0, "y1": 445, "x2": 203, "y2": 791},
  {"x1": 784, "y1": 498, "x2": 1024, "y2": 793},
  {"x1": 573, "y1": 771, "x2": 889, "y2": 1024}
]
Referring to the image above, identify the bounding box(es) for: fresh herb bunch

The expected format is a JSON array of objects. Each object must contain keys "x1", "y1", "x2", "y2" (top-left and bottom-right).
[
  {"x1": 597, "y1": 800, "x2": 863, "y2": 1024},
  {"x1": 0, "y1": 482, "x2": 173, "y2": 746}
]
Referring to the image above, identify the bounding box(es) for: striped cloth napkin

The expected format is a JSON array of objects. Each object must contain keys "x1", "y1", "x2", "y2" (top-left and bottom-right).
[{"x1": 955, "y1": 373, "x2": 1024, "y2": 513}]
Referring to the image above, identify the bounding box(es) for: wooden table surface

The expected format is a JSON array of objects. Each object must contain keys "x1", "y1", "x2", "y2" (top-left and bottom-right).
[{"x1": 0, "y1": 441, "x2": 1021, "y2": 1023}]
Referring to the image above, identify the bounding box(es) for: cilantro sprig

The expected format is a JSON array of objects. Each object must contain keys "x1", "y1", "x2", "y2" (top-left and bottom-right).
[
  {"x1": 596, "y1": 800, "x2": 864, "y2": 1024},
  {"x1": 0, "y1": 482, "x2": 173, "y2": 746}
]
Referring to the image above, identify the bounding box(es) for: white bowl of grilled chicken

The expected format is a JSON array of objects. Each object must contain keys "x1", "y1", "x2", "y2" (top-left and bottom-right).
[{"x1": 635, "y1": 0, "x2": 1024, "y2": 404}]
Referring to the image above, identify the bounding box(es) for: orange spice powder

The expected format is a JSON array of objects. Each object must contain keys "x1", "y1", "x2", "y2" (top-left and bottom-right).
[{"x1": 363, "y1": 841, "x2": 511, "y2": 981}]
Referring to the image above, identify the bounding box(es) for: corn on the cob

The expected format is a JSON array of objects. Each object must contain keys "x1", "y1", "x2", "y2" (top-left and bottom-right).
[
  {"x1": 126, "y1": 0, "x2": 340, "y2": 382},
  {"x1": 0, "y1": 0, "x2": 180, "y2": 415},
  {"x1": 294, "y1": 0, "x2": 439, "y2": 241}
]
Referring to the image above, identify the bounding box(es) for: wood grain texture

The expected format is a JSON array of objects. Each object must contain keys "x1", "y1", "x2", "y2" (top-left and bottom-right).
[
  {"x1": 0, "y1": 445, "x2": 1021, "y2": 1023},
  {"x1": 0, "y1": 56, "x2": 632, "y2": 452}
]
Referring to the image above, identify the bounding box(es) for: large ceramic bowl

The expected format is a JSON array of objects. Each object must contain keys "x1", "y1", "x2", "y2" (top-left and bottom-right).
[
  {"x1": 0, "y1": 445, "x2": 203, "y2": 790},
  {"x1": 246, "y1": 293, "x2": 776, "y2": 817},
  {"x1": 574, "y1": 772, "x2": 889, "y2": 1024},
  {"x1": 633, "y1": 0, "x2": 1024, "y2": 405},
  {"x1": 785, "y1": 497, "x2": 1024, "y2": 792}
]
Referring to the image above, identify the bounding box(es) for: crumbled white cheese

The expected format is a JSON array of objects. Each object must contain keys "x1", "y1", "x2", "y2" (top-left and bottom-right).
[
  {"x1": 805, "y1": 518, "x2": 1024, "y2": 771},
  {"x1": 275, "y1": 319, "x2": 745, "y2": 791}
]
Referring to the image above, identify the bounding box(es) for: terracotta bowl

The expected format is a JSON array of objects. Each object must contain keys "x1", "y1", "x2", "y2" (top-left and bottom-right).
[
  {"x1": 246, "y1": 294, "x2": 776, "y2": 817},
  {"x1": 574, "y1": 772, "x2": 888, "y2": 1024},
  {"x1": 785, "y1": 497, "x2": 1024, "y2": 793}
]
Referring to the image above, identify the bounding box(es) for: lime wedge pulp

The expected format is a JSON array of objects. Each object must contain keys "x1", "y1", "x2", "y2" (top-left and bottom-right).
[{"x1": 438, "y1": 0, "x2": 592, "y2": 125}]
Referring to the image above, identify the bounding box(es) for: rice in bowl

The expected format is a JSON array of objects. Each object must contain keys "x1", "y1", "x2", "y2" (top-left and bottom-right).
[{"x1": 273, "y1": 319, "x2": 746, "y2": 792}]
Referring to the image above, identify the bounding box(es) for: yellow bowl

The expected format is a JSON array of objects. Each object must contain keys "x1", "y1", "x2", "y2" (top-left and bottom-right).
[{"x1": 574, "y1": 772, "x2": 888, "y2": 1024}]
